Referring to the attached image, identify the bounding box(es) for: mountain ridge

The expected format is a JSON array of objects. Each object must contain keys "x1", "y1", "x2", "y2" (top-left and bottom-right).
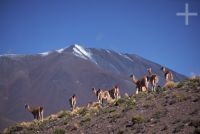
[{"x1": 0, "y1": 44, "x2": 187, "y2": 130}]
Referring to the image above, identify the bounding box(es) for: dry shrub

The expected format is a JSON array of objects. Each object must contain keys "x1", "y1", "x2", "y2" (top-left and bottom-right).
[
  {"x1": 53, "y1": 128, "x2": 65, "y2": 134},
  {"x1": 164, "y1": 81, "x2": 175, "y2": 89},
  {"x1": 132, "y1": 116, "x2": 144, "y2": 124},
  {"x1": 57, "y1": 110, "x2": 70, "y2": 118}
]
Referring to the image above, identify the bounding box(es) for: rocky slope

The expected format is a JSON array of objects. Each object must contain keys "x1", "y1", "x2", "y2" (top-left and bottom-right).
[
  {"x1": 2, "y1": 78, "x2": 200, "y2": 134},
  {"x1": 0, "y1": 44, "x2": 187, "y2": 130}
]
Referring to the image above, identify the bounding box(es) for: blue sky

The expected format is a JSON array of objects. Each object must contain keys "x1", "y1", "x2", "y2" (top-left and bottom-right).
[{"x1": 0, "y1": 0, "x2": 200, "y2": 76}]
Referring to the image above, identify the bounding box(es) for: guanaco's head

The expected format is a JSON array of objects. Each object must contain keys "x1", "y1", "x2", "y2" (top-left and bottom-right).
[
  {"x1": 72, "y1": 94, "x2": 76, "y2": 98},
  {"x1": 147, "y1": 67, "x2": 151, "y2": 71},
  {"x1": 147, "y1": 68, "x2": 152, "y2": 73},
  {"x1": 161, "y1": 67, "x2": 166, "y2": 72},
  {"x1": 130, "y1": 74, "x2": 136, "y2": 79},
  {"x1": 114, "y1": 85, "x2": 119, "y2": 89},
  {"x1": 92, "y1": 87, "x2": 96, "y2": 94},
  {"x1": 25, "y1": 104, "x2": 29, "y2": 109}
]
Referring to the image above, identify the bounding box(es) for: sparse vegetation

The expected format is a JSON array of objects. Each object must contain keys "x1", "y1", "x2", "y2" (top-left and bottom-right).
[
  {"x1": 126, "y1": 97, "x2": 136, "y2": 106},
  {"x1": 164, "y1": 81, "x2": 175, "y2": 89},
  {"x1": 194, "y1": 127, "x2": 200, "y2": 134},
  {"x1": 188, "y1": 119, "x2": 200, "y2": 128},
  {"x1": 53, "y1": 128, "x2": 65, "y2": 134},
  {"x1": 57, "y1": 110, "x2": 70, "y2": 118},
  {"x1": 2, "y1": 78, "x2": 200, "y2": 134},
  {"x1": 115, "y1": 98, "x2": 126, "y2": 105},
  {"x1": 78, "y1": 107, "x2": 88, "y2": 116},
  {"x1": 173, "y1": 124, "x2": 184, "y2": 133},
  {"x1": 104, "y1": 108, "x2": 116, "y2": 113},
  {"x1": 176, "y1": 82, "x2": 184, "y2": 88},
  {"x1": 152, "y1": 110, "x2": 167, "y2": 119},
  {"x1": 80, "y1": 113, "x2": 91, "y2": 126},
  {"x1": 117, "y1": 130, "x2": 124, "y2": 134},
  {"x1": 131, "y1": 116, "x2": 144, "y2": 124},
  {"x1": 173, "y1": 93, "x2": 188, "y2": 102},
  {"x1": 177, "y1": 78, "x2": 200, "y2": 89}
]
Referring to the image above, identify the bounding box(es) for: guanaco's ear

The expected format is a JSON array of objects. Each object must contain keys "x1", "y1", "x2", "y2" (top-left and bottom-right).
[
  {"x1": 25, "y1": 104, "x2": 28, "y2": 109},
  {"x1": 130, "y1": 74, "x2": 133, "y2": 78}
]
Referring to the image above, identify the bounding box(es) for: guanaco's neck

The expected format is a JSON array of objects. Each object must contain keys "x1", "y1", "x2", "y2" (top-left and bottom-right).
[
  {"x1": 148, "y1": 69, "x2": 153, "y2": 76},
  {"x1": 26, "y1": 105, "x2": 32, "y2": 112},
  {"x1": 131, "y1": 76, "x2": 138, "y2": 84}
]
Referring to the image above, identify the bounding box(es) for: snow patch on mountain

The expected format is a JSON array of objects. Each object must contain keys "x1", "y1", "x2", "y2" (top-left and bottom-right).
[
  {"x1": 73, "y1": 44, "x2": 91, "y2": 59},
  {"x1": 118, "y1": 53, "x2": 134, "y2": 62},
  {"x1": 123, "y1": 54, "x2": 134, "y2": 62},
  {"x1": 106, "y1": 50, "x2": 111, "y2": 54},
  {"x1": 40, "y1": 51, "x2": 50, "y2": 56},
  {"x1": 0, "y1": 54, "x2": 25, "y2": 58},
  {"x1": 56, "y1": 48, "x2": 65, "y2": 53},
  {"x1": 72, "y1": 44, "x2": 97, "y2": 64}
]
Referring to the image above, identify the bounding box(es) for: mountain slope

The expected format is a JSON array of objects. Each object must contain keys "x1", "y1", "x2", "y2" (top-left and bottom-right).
[
  {"x1": 0, "y1": 44, "x2": 186, "y2": 130},
  {"x1": 2, "y1": 78, "x2": 200, "y2": 134}
]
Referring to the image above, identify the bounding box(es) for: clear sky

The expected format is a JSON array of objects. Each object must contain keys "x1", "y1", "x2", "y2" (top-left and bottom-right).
[{"x1": 0, "y1": 0, "x2": 200, "y2": 76}]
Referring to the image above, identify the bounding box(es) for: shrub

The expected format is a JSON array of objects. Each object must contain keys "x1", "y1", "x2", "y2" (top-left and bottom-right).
[
  {"x1": 57, "y1": 111, "x2": 70, "y2": 118},
  {"x1": 152, "y1": 110, "x2": 167, "y2": 119},
  {"x1": 172, "y1": 124, "x2": 184, "y2": 133},
  {"x1": 164, "y1": 81, "x2": 175, "y2": 89},
  {"x1": 88, "y1": 106, "x2": 100, "y2": 114},
  {"x1": 53, "y1": 128, "x2": 65, "y2": 134},
  {"x1": 78, "y1": 107, "x2": 88, "y2": 116},
  {"x1": 126, "y1": 97, "x2": 136, "y2": 106},
  {"x1": 124, "y1": 92, "x2": 130, "y2": 98},
  {"x1": 176, "y1": 82, "x2": 184, "y2": 88},
  {"x1": 80, "y1": 113, "x2": 91, "y2": 126},
  {"x1": 115, "y1": 98, "x2": 126, "y2": 105},
  {"x1": 132, "y1": 116, "x2": 144, "y2": 124},
  {"x1": 142, "y1": 103, "x2": 151, "y2": 109},
  {"x1": 189, "y1": 119, "x2": 200, "y2": 128},
  {"x1": 194, "y1": 127, "x2": 200, "y2": 134},
  {"x1": 104, "y1": 108, "x2": 116, "y2": 113},
  {"x1": 136, "y1": 92, "x2": 147, "y2": 98},
  {"x1": 173, "y1": 93, "x2": 188, "y2": 102},
  {"x1": 189, "y1": 78, "x2": 200, "y2": 86},
  {"x1": 117, "y1": 130, "x2": 124, "y2": 134}
]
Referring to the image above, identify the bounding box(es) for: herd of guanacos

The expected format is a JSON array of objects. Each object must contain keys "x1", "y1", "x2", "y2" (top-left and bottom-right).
[{"x1": 24, "y1": 66, "x2": 173, "y2": 122}]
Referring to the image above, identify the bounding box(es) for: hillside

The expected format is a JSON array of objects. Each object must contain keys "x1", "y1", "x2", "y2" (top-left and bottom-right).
[
  {"x1": 2, "y1": 78, "x2": 200, "y2": 134},
  {"x1": 0, "y1": 44, "x2": 187, "y2": 130}
]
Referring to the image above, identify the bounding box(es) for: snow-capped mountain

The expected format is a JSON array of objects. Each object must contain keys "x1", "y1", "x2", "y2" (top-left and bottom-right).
[{"x1": 0, "y1": 44, "x2": 186, "y2": 130}]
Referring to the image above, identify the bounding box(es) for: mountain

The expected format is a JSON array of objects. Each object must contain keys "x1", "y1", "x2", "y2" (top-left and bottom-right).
[
  {"x1": 0, "y1": 44, "x2": 186, "y2": 130},
  {"x1": 2, "y1": 78, "x2": 200, "y2": 134}
]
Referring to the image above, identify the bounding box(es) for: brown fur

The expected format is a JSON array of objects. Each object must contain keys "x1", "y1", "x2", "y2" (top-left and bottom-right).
[
  {"x1": 25, "y1": 104, "x2": 44, "y2": 122},
  {"x1": 161, "y1": 67, "x2": 173, "y2": 82},
  {"x1": 109, "y1": 85, "x2": 120, "y2": 99},
  {"x1": 92, "y1": 88, "x2": 111, "y2": 104},
  {"x1": 69, "y1": 94, "x2": 77, "y2": 111},
  {"x1": 147, "y1": 68, "x2": 159, "y2": 92},
  {"x1": 130, "y1": 74, "x2": 148, "y2": 94}
]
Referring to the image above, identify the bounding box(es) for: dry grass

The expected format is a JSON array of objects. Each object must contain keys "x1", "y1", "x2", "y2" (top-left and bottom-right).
[
  {"x1": 53, "y1": 128, "x2": 65, "y2": 134},
  {"x1": 57, "y1": 110, "x2": 71, "y2": 118},
  {"x1": 164, "y1": 81, "x2": 175, "y2": 89},
  {"x1": 3, "y1": 78, "x2": 200, "y2": 134},
  {"x1": 131, "y1": 115, "x2": 145, "y2": 124},
  {"x1": 172, "y1": 92, "x2": 188, "y2": 102}
]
